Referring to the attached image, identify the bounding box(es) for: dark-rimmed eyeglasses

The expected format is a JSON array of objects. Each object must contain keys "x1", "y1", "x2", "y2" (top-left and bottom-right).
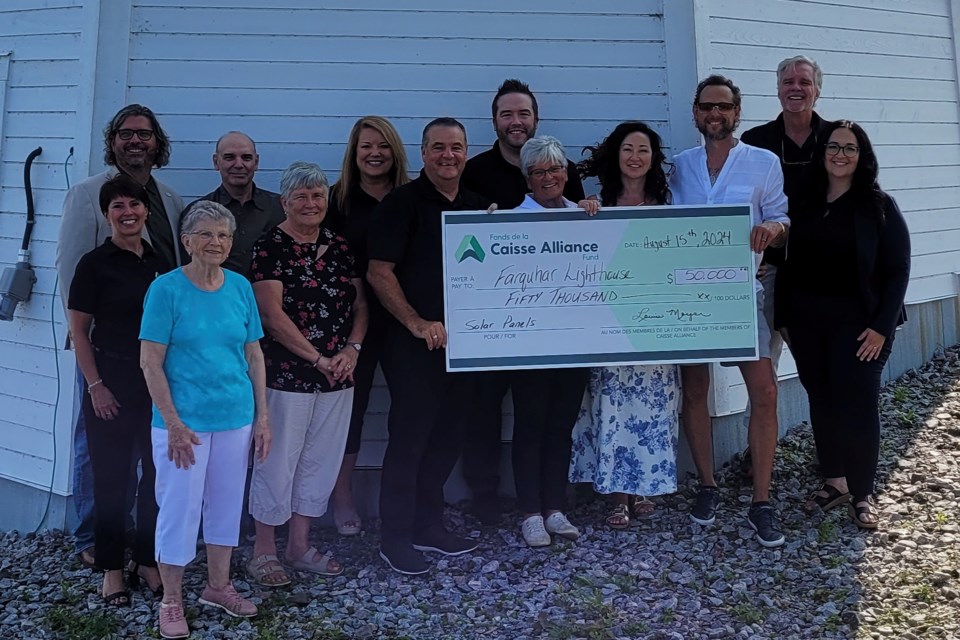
[
  {"x1": 825, "y1": 142, "x2": 859, "y2": 158},
  {"x1": 528, "y1": 165, "x2": 566, "y2": 180},
  {"x1": 117, "y1": 129, "x2": 155, "y2": 141},
  {"x1": 696, "y1": 102, "x2": 736, "y2": 113}
]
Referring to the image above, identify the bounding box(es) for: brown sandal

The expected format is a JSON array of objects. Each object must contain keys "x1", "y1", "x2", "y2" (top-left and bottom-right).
[
  {"x1": 606, "y1": 504, "x2": 630, "y2": 530},
  {"x1": 631, "y1": 496, "x2": 655, "y2": 517},
  {"x1": 849, "y1": 495, "x2": 879, "y2": 529},
  {"x1": 246, "y1": 554, "x2": 292, "y2": 586}
]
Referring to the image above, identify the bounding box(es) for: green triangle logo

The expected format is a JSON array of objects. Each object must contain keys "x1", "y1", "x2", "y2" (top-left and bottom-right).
[{"x1": 455, "y1": 235, "x2": 485, "y2": 263}]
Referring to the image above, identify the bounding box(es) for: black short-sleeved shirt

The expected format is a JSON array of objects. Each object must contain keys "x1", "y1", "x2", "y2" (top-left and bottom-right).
[
  {"x1": 367, "y1": 171, "x2": 489, "y2": 323},
  {"x1": 323, "y1": 183, "x2": 387, "y2": 328},
  {"x1": 68, "y1": 238, "x2": 170, "y2": 357},
  {"x1": 250, "y1": 226, "x2": 357, "y2": 394},
  {"x1": 184, "y1": 183, "x2": 286, "y2": 276},
  {"x1": 461, "y1": 142, "x2": 585, "y2": 209},
  {"x1": 741, "y1": 112, "x2": 833, "y2": 266}
]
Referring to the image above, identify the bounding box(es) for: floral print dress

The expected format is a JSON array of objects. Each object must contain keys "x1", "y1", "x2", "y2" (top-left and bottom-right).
[{"x1": 568, "y1": 364, "x2": 681, "y2": 496}]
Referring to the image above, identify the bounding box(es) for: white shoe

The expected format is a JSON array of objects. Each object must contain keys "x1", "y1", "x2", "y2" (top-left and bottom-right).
[
  {"x1": 521, "y1": 515, "x2": 551, "y2": 547},
  {"x1": 544, "y1": 512, "x2": 580, "y2": 541}
]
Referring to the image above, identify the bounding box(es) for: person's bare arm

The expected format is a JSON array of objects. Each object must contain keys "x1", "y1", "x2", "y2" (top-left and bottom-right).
[
  {"x1": 368, "y1": 259, "x2": 446, "y2": 350},
  {"x1": 68, "y1": 310, "x2": 120, "y2": 420},
  {"x1": 329, "y1": 278, "x2": 368, "y2": 381},
  {"x1": 140, "y1": 340, "x2": 200, "y2": 469},
  {"x1": 244, "y1": 340, "x2": 272, "y2": 462}
]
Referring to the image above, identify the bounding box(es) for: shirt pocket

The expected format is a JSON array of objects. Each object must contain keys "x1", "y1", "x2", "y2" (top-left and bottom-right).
[{"x1": 724, "y1": 185, "x2": 756, "y2": 206}]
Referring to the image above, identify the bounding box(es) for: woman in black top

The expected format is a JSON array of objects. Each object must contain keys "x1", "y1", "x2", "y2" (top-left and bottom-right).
[
  {"x1": 776, "y1": 120, "x2": 910, "y2": 529},
  {"x1": 323, "y1": 116, "x2": 410, "y2": 535},
  {"x1": 68, "y1": 175, "x2": 170, "y2": 605}
]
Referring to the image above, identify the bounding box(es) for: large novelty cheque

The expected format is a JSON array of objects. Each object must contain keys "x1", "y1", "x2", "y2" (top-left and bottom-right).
[{"x1": 441, "y1": 205, "x2": 759, "y2": 372}]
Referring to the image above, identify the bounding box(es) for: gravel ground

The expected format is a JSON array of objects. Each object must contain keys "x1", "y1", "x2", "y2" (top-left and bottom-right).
[{"x1": 2, "y1": 346, "x2": 959, "y2": 640}]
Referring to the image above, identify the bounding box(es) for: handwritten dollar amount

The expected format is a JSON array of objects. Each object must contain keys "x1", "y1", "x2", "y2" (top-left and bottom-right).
[{"x1": 668, "y1": 267, "x2": 750, "y2": 285}]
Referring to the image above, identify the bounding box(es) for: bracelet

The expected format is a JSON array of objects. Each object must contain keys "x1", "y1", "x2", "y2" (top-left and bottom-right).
[
  {"x1": 312, "y1": 355, "x2": 322, "y2": 369},
  {"x1": 775, "y1": 221, "x2": 786, "y2": 237},
  {"x1": 88, "y1": 379, "x2": 103, "y2": 391}
]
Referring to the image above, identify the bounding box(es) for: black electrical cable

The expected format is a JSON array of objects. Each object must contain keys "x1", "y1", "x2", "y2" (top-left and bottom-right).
[{"x1": 21, "y1": 146, "x2": 42, "y2": 252}]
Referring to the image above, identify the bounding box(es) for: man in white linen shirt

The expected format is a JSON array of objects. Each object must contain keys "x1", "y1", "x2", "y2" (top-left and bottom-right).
[{"x1": 669, "y1": 74, "x2": 790, "y2": 548}]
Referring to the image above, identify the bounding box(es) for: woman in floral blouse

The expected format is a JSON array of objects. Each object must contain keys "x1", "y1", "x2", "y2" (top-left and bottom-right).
[{"x1": 246, "y1": 161, "x2": 368, "y2": 585}]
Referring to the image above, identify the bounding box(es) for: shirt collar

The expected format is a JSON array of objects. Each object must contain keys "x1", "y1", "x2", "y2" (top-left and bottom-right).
[
  {"x1": 104, "y1": 237, "x2": 157, "y2": 257},
  {"x1": 414, "y1": 170, "x2": 463, "y2": 205},
  {"x1": 214, "y1": 182, "x2": 265, "y2": 210}
]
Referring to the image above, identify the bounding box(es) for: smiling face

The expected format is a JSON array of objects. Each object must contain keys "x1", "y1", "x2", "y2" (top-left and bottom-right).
[
  {"x1": 694, "y1": 85, "x2": 740, "y2": 141},
  {"x1": 526, "y1": 159, "x2": 568, "y2": 206},
  {"x1": 183, "y1": 221, "x2": 234, "y2": 267},
  {"x1": 824, "y1": 127, "x2": 859, "y2": 183},
  {"x1": 213, "y1": 133, "x2": 258, "y2": 190},
  {"x1": 356, "y1": 126, "x2": 395, "y2": 181},
  {"x1": 105, "y1": 195, "x2": 148, "y2": 240},
  {"x1": 111, "y1": 115, "x2": 158, "y2": 173},
  {"x1": 618, "y1": 131, "x2": 653, "y2": 181},
  {"x1": 281, "y1": 185, "x2": 328, "y2": 231},
  {"x1": 778, "y1": 62, "x2": 820, "y2": 115},
  {"x1": 421, "y1": 125, "x2": 467, "y2": 187},
  {"x1": 494, "y1": 92, "x2": 538, "y2": 153}
]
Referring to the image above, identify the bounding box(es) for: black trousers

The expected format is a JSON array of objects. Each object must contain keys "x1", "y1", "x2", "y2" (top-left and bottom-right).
[
  {"x1": 84, "y1": 352, "x2": 158, "y2": 570},
  {"x1": 344, "y1": 320, "x2": 387, "y2": 455},
  {"x1": 461, "y1": 371, "x2": 510, "y2": 498},
  {"x1": 510, "y1": 367, "x2": 588, "y2": 514},
  {"x1": 787, "y1": 295, "x2": 893, "y2": 498},
  {"x1": 378, "y1": 329, "x2": 476, "y2": 545}
]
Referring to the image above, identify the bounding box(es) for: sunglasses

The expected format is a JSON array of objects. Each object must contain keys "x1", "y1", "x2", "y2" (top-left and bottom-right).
[{"x1": 696, "y1": 102, "x2": 736, "y2": 113}]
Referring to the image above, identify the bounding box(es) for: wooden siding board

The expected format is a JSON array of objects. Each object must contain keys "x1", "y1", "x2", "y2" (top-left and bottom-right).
[
  {"x1": 0, "y1": 6, "x2": 84, "y2": 36},
  {"x1": 0, "y1": 449, "x2": 53, "y2": 489},
  {"x1": 799, "y1": 0, "x2": 949, "y2": 17},
  {"x1": 134, "y1": 0, "x2": 662, "y2": 12},
  {"x1": 0, "y1": 339, "x2": 59, "y2": 378}
]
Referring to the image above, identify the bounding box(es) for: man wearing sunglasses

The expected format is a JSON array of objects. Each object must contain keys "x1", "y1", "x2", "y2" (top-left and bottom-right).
[
  {"x1": 669, "y1": 75, "x2": 790, "y2": 548},
  {"x1": 56, "y1": 103, "x2": 185, "y2": 569}
]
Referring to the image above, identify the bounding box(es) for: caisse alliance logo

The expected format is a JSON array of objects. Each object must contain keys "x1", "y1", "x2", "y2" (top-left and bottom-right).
[{"x1": 455, "y1": 235, "x2": 486, "y2": 263}]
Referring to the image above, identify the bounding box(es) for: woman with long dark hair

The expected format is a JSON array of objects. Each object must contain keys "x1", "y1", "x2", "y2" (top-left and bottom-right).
[
  {"x1": 775, "y1": 120, "x2": 910, "y2": 529},
  {"x1": 569, "y1": 122, "x2": 681, "y2": 529}
]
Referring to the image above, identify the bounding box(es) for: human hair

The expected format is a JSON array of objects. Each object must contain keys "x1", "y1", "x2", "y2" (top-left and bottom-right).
[
  {"x1": 279, "y1": 161, "x2": 329, "y2": 200},
  {"x1": 491, "y1": 78, "x2": 539, "y2": 121},
  {"x1": 215, "y1": 131, "x2": 256, "y2": 154},
  {"x1": 98, "y1": 174, "x2": 149, "y2": 216},
  {"x1": 519, "y1": 136, "x2": 567, "y2": 176},
  {"x1": 777, "y1": 55, "x2": 823, "y2": 90},
  {"x1": 420, "y1": 117, "x2": 466, "y2": 148},
  {"x1": 577, "y1": 121, "x2": 671, "y2": 206},
  {"x1": 333, "y1": 116, "x2": 410, "y2": 215},
  {"x1": 180, "y1": 200, "x2": 237, "y2": 235},
  {"x1": 693, "y1": 74, "x2": 742, "y2": 107},
  {"x1": 808, "y1": 120, "x2": 886, "y2": 222},
  {"x1": 102, "y1": 104, "x2": 172, "y2": 168}
]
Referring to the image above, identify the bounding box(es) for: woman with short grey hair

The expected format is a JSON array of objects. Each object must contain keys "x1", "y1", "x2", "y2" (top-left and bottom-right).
[
  {"x1": 181, "y1": 199, "x2": 238, "y2": 235},
  {"x1": 246, "y1": 161, "x2": 368, "y2": 584}
]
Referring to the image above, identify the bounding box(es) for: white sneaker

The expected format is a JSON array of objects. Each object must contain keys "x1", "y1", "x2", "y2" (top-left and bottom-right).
[
  {"x1": 521, "y1": 515, "x2": 551, "y2": 547},
  {"x1": 544, "y1": 512, "x2": 580, "y2": 541}
]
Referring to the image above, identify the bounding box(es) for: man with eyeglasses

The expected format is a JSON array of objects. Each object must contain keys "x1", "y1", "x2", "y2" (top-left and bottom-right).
[
  {"x1": 669, "y1": 75, "x2": 790, "y2": 548},
  {"x1": 56, "y1": 103, "x2": 185, "y2": 569},
  {"x1": 737, "y1": 55, "x2": 833, "y2": 481},
  {"x1": 183, "y1": 132, "x2": 284, "y2": 276},
  {"x1": 459, "y1": 79, "x2": 585, "y2": 526}
]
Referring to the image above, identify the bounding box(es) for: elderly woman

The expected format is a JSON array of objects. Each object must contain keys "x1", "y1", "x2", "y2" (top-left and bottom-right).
[
  {"x1": 140, "y1": 201, "x2": 271, "y2": 639},
  {"x1": 68, "y1": 175, "x2": 169, "y2": 606},
  {"x1": 324, "y1": 117, "x2": 408, "y2": 536},
  {"x1": 776, "y1": 121, "x2": 910, "y2": 529},
  {"x1": 508, "y1": 136, "x2": 596, "y2": 547},
  {"x1": 246, "y1": 161, "x2": 368, "y2": 584},
  {"x1": 570, "y1": 122, "x2": 682, "y2": 529}
]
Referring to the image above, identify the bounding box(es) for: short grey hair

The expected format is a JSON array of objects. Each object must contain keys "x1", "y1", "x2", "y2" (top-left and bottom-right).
[
  {"x1": 520, "y1": 136, "x2": 568, "y2": 176},
  {"x1": 279, "y1": 161, "x2": 328, "y2": 200},
  {"x1": 181, "y1": 200, "x2": 236, "y2": 234},
  {"x1": 777, "y1": 55, "x2": 823, "y2": 90}
]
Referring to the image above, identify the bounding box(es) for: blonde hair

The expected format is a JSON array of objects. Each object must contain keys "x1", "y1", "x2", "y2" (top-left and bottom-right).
[{"x1": 334, "y1": 116, "x2": 410, "y2": 215}]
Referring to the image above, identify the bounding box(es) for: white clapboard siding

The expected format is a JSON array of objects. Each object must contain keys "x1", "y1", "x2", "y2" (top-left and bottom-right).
[
  {"x1": 123, "y1": 0, "x2": 668, "y2": 465},
  {"x1": 0, "y1": 3, "x2": 84, "y2": 495}
]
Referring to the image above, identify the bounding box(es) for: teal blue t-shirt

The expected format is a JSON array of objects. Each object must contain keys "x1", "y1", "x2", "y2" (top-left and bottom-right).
[{"x1": 140, "y1": 268, "x2": 264, "y2": 432}]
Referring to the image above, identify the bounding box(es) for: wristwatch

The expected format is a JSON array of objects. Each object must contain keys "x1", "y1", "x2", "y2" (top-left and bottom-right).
[{"x1": 349, "y1": 342, "x2": 362, "y2": 352}]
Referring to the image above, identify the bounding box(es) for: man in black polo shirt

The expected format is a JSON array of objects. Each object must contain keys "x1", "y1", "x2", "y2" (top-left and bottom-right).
[
  {"x1": 740, "y1": 55, "x2": 833, "y2": 478},
  {"x1": 185, "y1": 131, "x2": 285, "y2": 275},
  {"x1": 460, "y1": 79, "x2": 586, "y2": 524},
  {"x1": 368, "y1": 118, "x2": 488, "y2": 575}
]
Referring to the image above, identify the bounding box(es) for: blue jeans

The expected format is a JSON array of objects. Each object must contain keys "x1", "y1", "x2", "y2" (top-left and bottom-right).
[{"x1": 72, "y1": 365, "x2": 96, "y2": 553}]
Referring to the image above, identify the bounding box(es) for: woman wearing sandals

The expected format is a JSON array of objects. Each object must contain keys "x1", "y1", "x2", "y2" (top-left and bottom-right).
[
  {"x1": 775, "y1": 120, "x2": 910, "y2": 529},
  {"x1": 323, "y1": 116, "x2": 410, "y2": 536},
  {"x1": 246, "y1": 162, "x2": 368, "y2": 585},
  {"x1": 68, "y1": 175, "x2": 169, "y2": 607},
  {"x1": 568, "y1": 122, "x2": 682, "y2": 530}
]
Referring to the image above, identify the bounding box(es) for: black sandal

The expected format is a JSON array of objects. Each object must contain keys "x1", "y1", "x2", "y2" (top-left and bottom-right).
[
  {"x1": 804, "y1": 484, "x2": 850, "y2": 513},
  {"x1": 849, "y1": 495, "x2": 879, "y2": 529},
  {"x1": 102, "y1": 590, "x2": 131, "y2": 608},
  {"x1": 128, "y1": 561, "x2": 164, "y2": 597}
]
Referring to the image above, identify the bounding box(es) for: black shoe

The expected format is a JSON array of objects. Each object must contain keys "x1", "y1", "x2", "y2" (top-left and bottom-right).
[
  {"x1": 747, "y1": 503, "x2": 785, "y2": 548},
  {"x1": 470, "y1": 494, "x2": 501, "y2": 526},
  {"x1": 379, "y1": 543, "x2": 429, "y2": 576},
  {"x1": 412, "y1": 527, "x2": 478, "y2": 556},
  {"x1": 689, "y1": 485, "x2": 720, "y2": 525}
]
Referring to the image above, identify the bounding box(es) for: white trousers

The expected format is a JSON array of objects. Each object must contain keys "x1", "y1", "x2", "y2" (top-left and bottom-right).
[
  {"x1": 152, "y1": 425, "x2": 252, "y2": 567},
  {"x1": 249, "y1": 387, "x2": 353, "y2": 526}
]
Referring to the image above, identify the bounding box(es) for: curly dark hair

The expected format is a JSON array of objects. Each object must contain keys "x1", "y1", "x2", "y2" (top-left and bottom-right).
[
  {"x1": 807, "y1": 119, "x2": 886, "y2": 222},
  {"x1": 102, "y1": 104, "x2": 171, "y2": 168},
  {"x1": 577, "y1": 121, "x2": 671, "y2": 206}
]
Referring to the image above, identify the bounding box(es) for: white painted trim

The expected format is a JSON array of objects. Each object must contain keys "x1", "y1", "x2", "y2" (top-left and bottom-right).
[
  {"x1": 663, "y1": 0, "x2": 708, "y2": 153},
  {"x1": 86, "y1": 0, "x2": 134, "y2": 175},
  {"x1": 0, "y1": 51, "x2": 12, "y2": 152},
  {"x1": 950, "y1": 1, "x2": 960, "y2": 139}
]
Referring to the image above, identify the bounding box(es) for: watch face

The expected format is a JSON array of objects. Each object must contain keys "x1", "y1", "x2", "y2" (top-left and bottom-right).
[{"x1": 351, "y1": 343, "x2": 362, "y2": 351}]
